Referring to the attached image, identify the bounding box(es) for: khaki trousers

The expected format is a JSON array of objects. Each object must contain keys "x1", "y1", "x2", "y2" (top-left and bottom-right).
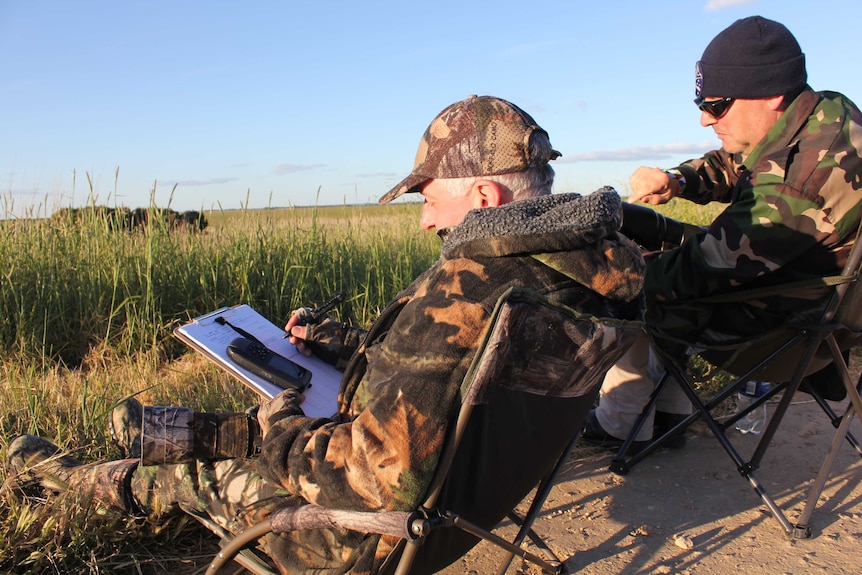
[{"x1": 595, "y1": 330, "x2": 691, "y2": 441}]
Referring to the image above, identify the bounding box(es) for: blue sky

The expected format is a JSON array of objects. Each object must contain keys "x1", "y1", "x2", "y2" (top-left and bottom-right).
[{"x1": 2, "y1": 0, "x2": 860, "y2": 216}]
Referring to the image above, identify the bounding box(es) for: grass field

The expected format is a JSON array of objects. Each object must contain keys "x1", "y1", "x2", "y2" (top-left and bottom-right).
[{"x1": 0, "y1": 194, "x2": 722, "y2": 574}]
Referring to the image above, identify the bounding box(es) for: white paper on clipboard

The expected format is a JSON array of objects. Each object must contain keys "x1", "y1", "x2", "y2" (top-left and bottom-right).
[{"x1": 174, "y1": 304, "x2": 341, "y2": 418}]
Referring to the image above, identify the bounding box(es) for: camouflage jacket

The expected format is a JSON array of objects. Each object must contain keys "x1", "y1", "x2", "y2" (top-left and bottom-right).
[
  {"x1": 652, "y1": 90, "x2": 862, "y2": 304},
  {"x1": 256, "y1": 188, "x2": 644, "y2": 573}
]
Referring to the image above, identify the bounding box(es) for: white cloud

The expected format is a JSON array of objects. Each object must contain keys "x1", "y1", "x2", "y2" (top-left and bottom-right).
[
  {"x1": 174, "y1": 177, "x2": 239, "y2": 187},
  {"x1": 355, "y1": 172, "x2": 398, "y2": 179},
  {"x1": 705, "y1": 0, "x2": 757, "y2": 12},
  {"x1": 558, "y1": 141, "x2": 714, "y2": 162},
  {"x1": 272, "y1": 163, "x2": 326, "y2": 175}
]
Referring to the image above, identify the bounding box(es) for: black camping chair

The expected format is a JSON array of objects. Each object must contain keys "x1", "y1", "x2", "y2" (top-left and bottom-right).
[
  {"x1": 206, "y1": 286, "x2": 640, "y2": 574},
  {"x1": 613, "y1": 205, "x2": 862, "y2": 539}
]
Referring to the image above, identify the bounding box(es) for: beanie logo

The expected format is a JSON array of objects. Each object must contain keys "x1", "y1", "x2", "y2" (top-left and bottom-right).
[{"x1": 695, "y1": 61, "x2": 703, "y2": 99}]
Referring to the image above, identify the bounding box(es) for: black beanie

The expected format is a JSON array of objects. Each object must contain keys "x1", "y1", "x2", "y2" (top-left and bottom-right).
[{"x1": 696, "y1": 16, "x2": 807, "y2": 99}]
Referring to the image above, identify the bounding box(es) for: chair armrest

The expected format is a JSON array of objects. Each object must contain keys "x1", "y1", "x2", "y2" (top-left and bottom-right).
[{"x1": 270, "y1": 504, "x2": 416, "y2": 540}]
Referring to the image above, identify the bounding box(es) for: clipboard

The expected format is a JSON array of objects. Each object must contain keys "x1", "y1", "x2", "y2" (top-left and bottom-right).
[{"x1": 174, "y1": 304, "x2": 342, "y2": 418}]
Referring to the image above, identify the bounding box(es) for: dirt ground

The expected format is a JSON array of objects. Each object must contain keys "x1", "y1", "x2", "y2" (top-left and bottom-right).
[{"x1": 439, "y1": 396, "x2": 862, "y2": 575}]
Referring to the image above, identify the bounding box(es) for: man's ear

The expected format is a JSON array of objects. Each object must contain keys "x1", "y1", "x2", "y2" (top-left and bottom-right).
[
  {"x1": 767, "y1": 94, "x2": 786, "y2": 111},
  {"x1": 471, "y1": 180, "x2": 507, "y2": 208}
]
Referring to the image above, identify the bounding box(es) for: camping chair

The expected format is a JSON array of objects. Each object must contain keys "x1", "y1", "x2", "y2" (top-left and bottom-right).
[
  {"x1": 206, "y1": 286, "x2": 640, "y2": 575},
  {"x1": 610, "y1": 212, "x2": 862, "y2": 540}
]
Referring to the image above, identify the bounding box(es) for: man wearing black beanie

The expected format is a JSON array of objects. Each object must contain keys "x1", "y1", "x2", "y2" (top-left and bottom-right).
[{"x1": 584, "y1": 15, "x2": 862, "y2": 450}]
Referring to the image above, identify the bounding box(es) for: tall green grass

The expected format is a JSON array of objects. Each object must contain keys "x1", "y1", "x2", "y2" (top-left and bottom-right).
[
  {"x1": 1, "y1": 202, "x2": 436, "y2": 366},
  {"x1": 0, "y1": 194, "x2": 720, "y2": 573}
]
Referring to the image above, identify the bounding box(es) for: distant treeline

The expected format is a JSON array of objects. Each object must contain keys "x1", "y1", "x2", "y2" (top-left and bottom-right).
[{"x1": 52, "y1": 205, "x2": 208, "y2": 231}]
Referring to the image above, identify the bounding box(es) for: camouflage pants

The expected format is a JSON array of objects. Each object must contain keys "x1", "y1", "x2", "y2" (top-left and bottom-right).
[
  {"x1": 129, "y1": 460, "x2": 383, "y2": 573},
  {"x1": 131, "y1": 458, "x2": 284, "y2": 544}
]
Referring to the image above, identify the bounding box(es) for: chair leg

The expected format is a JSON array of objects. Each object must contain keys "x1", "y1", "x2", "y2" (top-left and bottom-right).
[
  {"x1": 793, "y1": 346, "x2": 862, "y2": 537},
  {"x1": 206, "y1": 521, "x2": 277, "y2": 575},
  {"x1": 448, "y1": 515, "x2": 562, "y2": 574},
  {"x1": 609, "y1": 330, "x2": 862, "y2": 538},
  {"x1": 393, "y1": 540, "x2": 422, "y2": 575},
  {"x1": 609, "y1": 371, "x2": 669, "y2": 474},
  {"x1": 614, "y1": 354, "x2": 803, "y2": 536},
  {"x1": 803, "y1": 379, "x2": 862, "y2": 458},
  {"x1": 495, "y1": 431, "x2": 581, "y2": 575},
  {"x1": 793, "y1": 405, "x2": 858, "y2": 538}
]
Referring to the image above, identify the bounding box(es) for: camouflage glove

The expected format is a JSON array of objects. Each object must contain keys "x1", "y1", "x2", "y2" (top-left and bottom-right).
[
  {"x1": 302, "y1": 315, "x2": 366, "y2": 370},
  {"x1": 291, "y1": 306, "x2": 326, "y2": 325},
  {"x1": 257, "y1": 388, "x2": 304, "y2": 436}
]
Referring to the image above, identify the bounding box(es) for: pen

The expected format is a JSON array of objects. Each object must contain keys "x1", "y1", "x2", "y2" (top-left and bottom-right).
[{"x1": 283, "y1": 291, "x2": 347, "y2": 338}]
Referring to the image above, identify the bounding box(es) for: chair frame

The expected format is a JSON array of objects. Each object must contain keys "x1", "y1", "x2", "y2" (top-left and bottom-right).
[
  {"x1": 609, "y1": 227, "x2": 862, "y2": 539},
  {"x1": 206, "y1": 287, "x2": 639, "y2": 574}
]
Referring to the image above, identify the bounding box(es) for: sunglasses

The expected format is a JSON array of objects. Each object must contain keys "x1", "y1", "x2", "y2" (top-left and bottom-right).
[{"x1": 695, "y1": 96, "x2": 735, "y2": 119}]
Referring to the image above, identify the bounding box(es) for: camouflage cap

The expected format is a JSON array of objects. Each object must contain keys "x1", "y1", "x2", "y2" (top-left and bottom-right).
[{"x1": 378, "y1": 95, "x2": 561, "y2": 204}]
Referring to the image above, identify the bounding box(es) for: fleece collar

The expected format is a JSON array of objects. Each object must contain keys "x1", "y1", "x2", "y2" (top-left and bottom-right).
[
  {"x1": 440, "y1": 187, "x2": 644, "y2": 302},
  {"x1": 442, "y1": 187, "x2": 622, "y2": 259}
]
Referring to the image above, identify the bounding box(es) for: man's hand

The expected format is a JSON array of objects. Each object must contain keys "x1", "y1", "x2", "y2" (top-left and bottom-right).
[
  {"x1": 628, "y1": 167, "x2": 681, "y2": 205},
  {"x1": 284, "y1": 310, "x2": 361, "y2": 369},
  {"x1": 257, "y1": 388, "x2": 304, "y2": 436},
  {"x1": 284, "y1": 309, "x2": 314, "y2": 356}
]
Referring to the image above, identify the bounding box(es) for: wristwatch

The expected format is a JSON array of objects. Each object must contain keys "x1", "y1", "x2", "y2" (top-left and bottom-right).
[{"x1": 665, "y1": 168, "x2": 687, "y2": 193}]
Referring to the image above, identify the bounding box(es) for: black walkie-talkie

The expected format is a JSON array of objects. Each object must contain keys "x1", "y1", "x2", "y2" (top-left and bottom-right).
[{"x1": 227, "y1": 337, "x2": 312, "y2": 392}]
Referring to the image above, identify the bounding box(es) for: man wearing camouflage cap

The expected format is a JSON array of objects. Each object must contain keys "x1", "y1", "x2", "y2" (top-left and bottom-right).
[
  {"x1": 584, "y1": 15, "x2": 862, "y2": 451},
  {"x1": 10, "y1": 95, "x2": 645, "y2": 573}
]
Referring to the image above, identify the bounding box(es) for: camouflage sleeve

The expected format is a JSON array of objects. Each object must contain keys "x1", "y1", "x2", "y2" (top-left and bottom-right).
[
  {"x1": 675, "y1": 148, "x2": 742, "y2": 205},
  {"x1": 256, "y1": 259, "x2": 490, "y2": 513},
  {"x1": 647, "y1": 92, "x2": 862, "y2": 304},
  {"x1": 303, "y1": 317, "x2": 367, "y2": 370},
  {"x1": 647, "y1": 174, "x2": 846, "y2": 304},
  {"x1": 645, "y1": 147, "x2": 764, "y2": 303}
]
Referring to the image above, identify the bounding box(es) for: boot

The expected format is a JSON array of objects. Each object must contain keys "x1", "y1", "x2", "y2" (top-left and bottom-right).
[
  {"x1": 7, "y1": 434, "x2": 142, "y2": 515},
  {"x1": 110, "y1": 398, "x2": 262, "y2": 465},
  {"x1": 581, "y1": 409, "x2": 649, "y2": 454},
  {"x1": 109, "y1": 396, "x2": 144, "y2": 459},
  {"x1": 653, "y1": 411, "x2": 688, "y2": 449}
]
